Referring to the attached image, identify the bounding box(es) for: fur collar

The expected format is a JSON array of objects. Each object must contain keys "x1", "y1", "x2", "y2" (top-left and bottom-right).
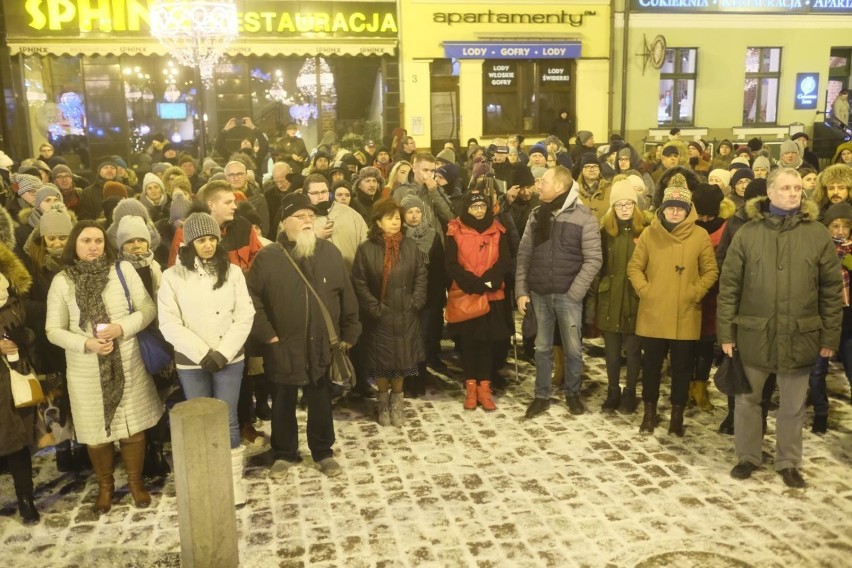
[
  {"x1": 0, "y1": 207, "x2": 15, "y2": 250},
  {"x1": 745, "y1": 196, "x2": 820, "y2": 222},
  {"x1": 0, "y1": 241, "x2": 32, "y2": 294}
]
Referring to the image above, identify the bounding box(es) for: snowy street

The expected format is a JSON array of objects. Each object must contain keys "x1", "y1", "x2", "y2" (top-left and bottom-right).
[{"x1": 2, "y1": 338, "x2": 851, "y2": 567}]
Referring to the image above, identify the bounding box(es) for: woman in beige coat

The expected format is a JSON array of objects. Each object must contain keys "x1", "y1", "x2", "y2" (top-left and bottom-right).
[
  {"x1": 627, "y1": 175, "x2": 718, "y2": 437},
  {"x1": 46, "y1": 220, "x2": 162, "y2": 514}
]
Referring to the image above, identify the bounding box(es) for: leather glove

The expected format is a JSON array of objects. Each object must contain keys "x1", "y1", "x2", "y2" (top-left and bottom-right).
[
  {"x1": 199, "y1": 351, "x2": 220, "y2": 374},
  {"x1": 209, "y1": 350, "x2": 228, "y2": 370}
]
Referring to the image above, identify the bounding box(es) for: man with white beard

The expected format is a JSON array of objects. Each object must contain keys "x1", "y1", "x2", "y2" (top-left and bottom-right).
[{"x1": 247, "y1": 192, "x2": 361, "y2": 477}]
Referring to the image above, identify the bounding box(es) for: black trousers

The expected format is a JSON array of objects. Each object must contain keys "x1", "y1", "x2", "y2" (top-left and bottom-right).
[
  {"x1": 5, "y1": 447, "x2": 33, "y2": 496},
  {"x1": 271, "y1": 378, "x2": 335, "y2": 462},
  {"x1": 603, "y1": 331, "x2": 642, "y2": 390},
  {"x1": 693, "y1": 337, "x2": 716, "y2": 382},
  {"x1": 640, "y1": 337, "x2": 695, "y2": 406},
  {"x1": 460, "y1": 336, "x2": 501, "y2": 381}
]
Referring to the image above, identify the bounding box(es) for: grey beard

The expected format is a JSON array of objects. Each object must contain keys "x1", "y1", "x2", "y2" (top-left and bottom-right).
[{"x1": 293, "y1": 229, "x2": 317, "y2": 258}]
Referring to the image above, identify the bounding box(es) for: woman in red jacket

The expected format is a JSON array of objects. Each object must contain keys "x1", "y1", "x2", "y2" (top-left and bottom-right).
[{"x1": 445, "y1": 191, "x2": 512, "y2": 411}]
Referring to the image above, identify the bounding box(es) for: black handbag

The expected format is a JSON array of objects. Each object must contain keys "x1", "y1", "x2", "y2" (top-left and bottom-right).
[
  {"x1": 713, "y1": 348, "x2": 752, "y2": 396},
  {"x1": 115, "y1": 262, "x2": 173, "y2": 375},
  {"x1": 277, "y1": 245, "x2": 355, "y2": 390}
]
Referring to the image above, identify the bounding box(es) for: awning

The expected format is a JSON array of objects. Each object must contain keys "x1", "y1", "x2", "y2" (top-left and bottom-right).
[
  {"x1": 443, "y1": 41, "x2": 581, "y2": 60},
  {"x1": 7, "y1": 38, "x2": 396, "y2": 57}
]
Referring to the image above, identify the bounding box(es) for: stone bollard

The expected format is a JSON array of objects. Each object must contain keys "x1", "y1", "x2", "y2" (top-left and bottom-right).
[{"x1": 170, "y1": 397, "x2": 239, "y2": 567}]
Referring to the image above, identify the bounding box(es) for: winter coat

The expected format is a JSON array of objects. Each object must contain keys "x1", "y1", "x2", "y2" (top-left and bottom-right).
[
  {"x1": 503, "y1": 194, "x2": 540, "y2": 240},
  {"x1": 595, "y1": 217, "x2": 650, "y2": 334},
  {"x1": 717, "y1": 198, "x2": 843, "y2": 372},
  {"x1": 246, "y1": 237, "x2": 361, "y2": 386},
  {"x1": 696, "y1": 198, "x2": 736, "y2": 337},
  {"x1": 627, "y1": 207, "x2": 719, "y2": 340},
  {"x1": 0, "y1": 241, "x2": 34, "y2": 456},
  {"x1": 312, "y1": 201, "x2": 369, "y2": 271},
  {"x1": 351, "y1": 236, "x2": 427, "y2": 371},
  {"x1": 392, "y1": 182, "x2": 454, "y2": 238},
  {"x1": 46, "y1": 262, "x2": 162, "y2": 444},
  {"x1": 349, "y1": 188, "x2": 382, "y2": 224},
  {"x1": 158, "y1": 259, "x2": 255, "y2": 369},
  {"x1": 578, "y1": 179, "x2": 612, "y2": 222},
  {"x1": 516, "y1": 186, "x2": 602, "y2": 303}
]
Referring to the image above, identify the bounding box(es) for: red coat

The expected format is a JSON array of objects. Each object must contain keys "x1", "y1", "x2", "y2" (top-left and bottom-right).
[{"x1": 446, "y1": 217, "x2": 506, "y2": 302}]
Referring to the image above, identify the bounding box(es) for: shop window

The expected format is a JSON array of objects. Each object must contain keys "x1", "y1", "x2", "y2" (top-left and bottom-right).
[
  {"x1": 743, "y1": 47, "x2": 781, "y2": 125},
  {"x1": 482, "y1": 60, "x2": 574, "y2": 136},
  {"x1": 827, "y1": 48, "x2": 851, "y2": 111},
  {"x1": 657, "y1": 48, "x2": 696, "y2": 127}
]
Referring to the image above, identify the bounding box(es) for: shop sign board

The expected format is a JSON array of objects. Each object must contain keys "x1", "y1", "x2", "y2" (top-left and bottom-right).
[
  {"x1": 794, "y1": 73, "x2": 819, "y2": 110},
  {"x1": 3, "y1": 0, "x2": 397, "y2": 38},
  {"x1": 485, "y1": 62, "x2": 516, "y2": 87},
  {"x1": 540, "y1": 66, "x2": 570, "y2": 83},
  {"x1": 630, "y1": 0, "x2": 852, "y2": 13},
  {"x1": 444, "y1": 42, "x2": 581, "y2": 60}
]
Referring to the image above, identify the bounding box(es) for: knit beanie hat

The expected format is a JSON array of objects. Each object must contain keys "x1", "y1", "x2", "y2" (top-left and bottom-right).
[
  {"x1": 747, "y1": 137, "x2": 763, "y2": 152},
  {"x1": 464, "y1": 191, "x2": 489, "y2": 209},
  {"x1": 530, "y1": 165, "x2": 548, "y2": 179},
  {"x1": 116, "y1": 215, "x2": 150, "y2": 249},
  {"x1": 103, "y1": 181, "x2": 128, "y2": 199},
  {"x1": 718, "y1": 139, "x2": 734, "y2": 151},
  {"x1": 331, "y1": 180, "x2": 352, "y2": 194},
  {"x1": 113, "y1": 197, "x2": 150, "y2": 223},
  {"x1": 627, "y1": 174, "x2": 646, "y2": 192},
  {"x1": 13, "y1": 173, "x2": 42, "y2": 197},
  {"x1": 202, "y1": 158, "x2": 218, "y2": 172},
  {"x1": 708, "y1": 169, "x2": 732, "y2": 188},
  {"x1": 661, "y1": 145, "x2": 680, "y2": 158},
  {"x1": 729, "y1": 158, "x2": 751, "y2": 168},
  {"x1": 617, "y1": 147, "x2": 632, "y2": 161},
  {"x1": 823, "y1": 202, "x2": 852, "y2": 227},
  {"x1": 400, "y1": 194, "x2": 425, "y2": 214},
  {"x1": 692, "y1": 183, "x2": 724, "y2": 217},
  {"x1": 34, "y1": 184, "x2": 62, "y2": 210},
  {"x1": 182, "y1": 212, "x2": 221, "y2": 245},
  {"x1": 661, "y1": 174, "x2": 692, "y2": 211},
  {"x1": 178, "y1": 154, "x2": 196, "y2": 167},
  {"x1": 39, "y1": 205, "x2": 73, "y2": 236},
  {"x1": 97, "y1": 157, "x2": 118, "y2": 174},
  {"x1": 142, "y1": 172, "x2": 165, "y2": 194},
  {"x1": 579, "y1": 153, "x2": 599, "y2": 168},
  {"x1": 51, "y1": 164, "x2": 73, "y2": 179},
  {"x1": 730, "y1": 168, "x2": 755, "y2": 188},
  {"x1": 780, "y1": 139, "x2": 800, "y2": 157},
  {"x1": 169, "y1": 192, "x2": 193, "y2": 227},
  {"x1": 609, "y1": 180, "x2": 638, "y2": 206},
  {"x1": 0, "y1": 151, "x2": 13, "y2": 170},
  {"x1": 528, "y1": 144, "x2": 547, "y2": 158},
  {"x1": 734, "y1": 145, "x2": 752, "y2": 158},
  {"x1": 752, "y1": 156, "x2": 770, "y2": 172},
  {"x1": 743, "y1": 178, "x2": 768, "y2": 201},
  {"x1": 513, "y1": 164, "x2": 535, "y2": 188},
  {"x1": 688, "y1": 141, "x2": 703, "y2": 154},
  {"x1": 436, "y1": 148, "x2": 456, "y2": 164},
  {"x1": 152, "y1": 162, "x2": 170, "y2": 176},
  {"x1": 576, "y1": 131, "x2": 593, "y2": 145},
  {"x1": 471, "y1": 160, "x2": 491, "y2": 180}
]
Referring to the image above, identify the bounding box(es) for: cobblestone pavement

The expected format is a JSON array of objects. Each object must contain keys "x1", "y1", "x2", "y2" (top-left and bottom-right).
[{"x1": 2, "y1": 338, "x2": 851, "y2": 567}]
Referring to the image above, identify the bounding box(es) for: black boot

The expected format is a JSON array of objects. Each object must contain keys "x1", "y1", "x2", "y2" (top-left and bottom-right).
[
  {"x1": 811, "y1": 415, "x2": 828, "y2": 435},
  {"x1": 143, "y1": 440, "x2": 170, "y2": 478},
  {"x1": 639, "y1": 402, "x2": 657, "y2": 434},
  {"x1": 55, "y1": 439, "x2": 74, "y2": 473},
  {"x1": 668, "y1": 404, "x2": 685, "y2": 437},
  {"x1": 619, "y1": 387, "x2": 638, "y2": 414},
  {"x1": 403, "y1": 375, "x2": 421, "y2": 398},
  {"x1": 17, "y1": 494, "x2": 40, "y2": 525},
  {"x1": 718, "y1": 412, "x2": 735, "y2": 435},
  {"x1": 254, "y1": 374, "x2": 272, "y2": 421},
  {"x1": 72, "y1": 443, "x2": 92, "y2": 472},
  {"x1": 601, "y1": 387, "x2": 621, "y2": 413}
]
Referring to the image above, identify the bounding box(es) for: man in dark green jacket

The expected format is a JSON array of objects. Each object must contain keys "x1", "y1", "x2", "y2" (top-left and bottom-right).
[{"x1": 718, "y1": 167, "x2": 843, "y2": 489}]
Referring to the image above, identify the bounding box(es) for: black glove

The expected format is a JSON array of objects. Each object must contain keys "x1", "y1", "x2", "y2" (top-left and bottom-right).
[
  {"x1": 209, "y1": 350, "x2": 228, "y2": 370},
  {"x1": 199, "y1": 350, "x2": 220, "y2": 374}
]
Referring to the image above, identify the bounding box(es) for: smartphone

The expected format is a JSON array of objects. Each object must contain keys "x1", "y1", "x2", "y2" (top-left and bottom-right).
[{"x1": 235, "y1": 118, "x2": 245, "y2": 126}]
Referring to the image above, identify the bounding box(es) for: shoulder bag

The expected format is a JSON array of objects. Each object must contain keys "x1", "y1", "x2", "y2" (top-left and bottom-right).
[
  {"x1": 115, "y1": 262, "x2": 173, "y2": 375},
  {"x1": 445, "y1": 283, "x2": 490, "y2": 324},
  {"x1": 6, "y1": 356, "x2": 44, "y2": 408},
  {"x1": 277, "y1": 244, "x2": 356, "y2": 391}
]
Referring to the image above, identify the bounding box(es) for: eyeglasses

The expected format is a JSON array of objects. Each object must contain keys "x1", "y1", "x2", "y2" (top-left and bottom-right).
[
  {"x1": 293, "y1": 214, "x2": 316, "y2": 222},
  {"x1": 469, "y1": 203, "x2": 488, "y2": 211},
  {"x1": 583, "y1": 165, "x2": 600, "y2": 170},
  {"x1": 226, "y1": 172, "x2": 246, "y2": 178},
  {"x1": 307, "y1": 190, "x2": 329, "y2": 197},
  {"x1": 613, "y1": 201, "x2": 635, "y2": 211}
]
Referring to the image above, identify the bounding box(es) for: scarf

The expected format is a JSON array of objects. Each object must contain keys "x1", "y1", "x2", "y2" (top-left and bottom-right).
[
  {"x1": 769, "y1": 203, "x2": 799, "y2": 217},
  {"x1": 28, "y1": 209, "x2": 42, "y2": 229},
  {"x1": 140, "y1": 193, "x2": 167, "y2": 209},
  {"x1": 380, "y1": 231, "x2": 403, "y2": 301},
  {"x1": 63, "y1": 257, "x2": 125, "y2": 436},
  {"x1": 533, "y1": 190, "x2": 570, "y2": 246},
  {"x1": 119, "y1": 250, "x2": 154, "y2": 269},
  {"x1": 60, "y1": 187, "x2": 79, "y2": 210},
  {"x1": 834, "y1": 237, "x2": 851, "y2": 307},
  {"x1": 405, "y1": 220, "x2": 436, "y2": 261},
  {"x1": 460, "y1": 208, "x2": 494, "y2": 234}
]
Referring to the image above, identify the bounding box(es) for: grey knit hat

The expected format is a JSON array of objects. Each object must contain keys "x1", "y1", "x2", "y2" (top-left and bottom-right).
[
  {"x1": 34, "y1": 184, "x2": 62, "y2": 210},
  {"x1": 39, "y1": 205, "x2": 73, "y2": 236},
  {"x1": 13, "y1": 173, "x2": 42, "y2": 197},
  {"x1": 183, "y1": 212, "x2": 220, "y2": 245},
  {"x1": 51, "y1": 164, "x2": 73, "y2": 179},
  {"x1": 400, "y1": 194, "x2": 424, "y2": 214},
  {"x1": 116, "y1": 215, "x2": 150, "y2": 249}
]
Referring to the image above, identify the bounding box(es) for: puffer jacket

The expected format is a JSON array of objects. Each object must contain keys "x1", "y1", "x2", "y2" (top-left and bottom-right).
[
  {"x1": 157, "y1": 259, "x2": 255, "y2": 369},
  {"x1": 46, "y1": 262, "x2": 162, "y2": 444},
  {"x1": 627, "y1": 207, "x2": 719, "y2": 340},
  {"x1": 717, "y1": 197, "x2": 843, "y2": 372},
  {"x1": 516, "y1": 185, "x2": 602, "y2": 303},
  {"x1": 351, "y1": 236, "x2": 427, "y2": 371},
  {"x1": 595, "y1": 214, "x2": 651, "y2": 334}
]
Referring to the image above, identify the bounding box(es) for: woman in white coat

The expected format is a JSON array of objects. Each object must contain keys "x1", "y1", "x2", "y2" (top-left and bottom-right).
[
  {"x1": 157, "y1": 213, "x2": 255, "y2": 506},
  {"x1": 46, "y1": 220, "x2": 162, "y2": 514}
]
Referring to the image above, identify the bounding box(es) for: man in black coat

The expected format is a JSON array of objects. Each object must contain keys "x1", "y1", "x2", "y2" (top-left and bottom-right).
[{"x1": 247, "y1": 192, "x2": 361, "y2": 477}]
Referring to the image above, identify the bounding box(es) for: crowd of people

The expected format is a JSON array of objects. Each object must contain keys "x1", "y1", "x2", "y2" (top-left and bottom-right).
[{"x1": 0, "y1": 119, "x2": 849, "y2": 526}]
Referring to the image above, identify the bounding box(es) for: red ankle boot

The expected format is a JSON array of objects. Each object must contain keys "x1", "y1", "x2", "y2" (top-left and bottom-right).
[
  {"x1": 477, "y1": 381, "x2": 497, "y2": 411},
  {"x1": 464, "y1": 380, "x2": 477, "y2": 410}
]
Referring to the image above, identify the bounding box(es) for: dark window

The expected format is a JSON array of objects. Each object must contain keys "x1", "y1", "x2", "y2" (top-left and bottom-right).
[
  {"x1": 743, "y1": 47, "x2": 781, "y2": 125},
  {"x1": 658, "y1": 48, "x2": 697, "y2": 127}
]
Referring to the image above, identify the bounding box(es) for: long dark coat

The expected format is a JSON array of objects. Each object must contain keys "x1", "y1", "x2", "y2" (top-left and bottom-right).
[{"x1": 351, "y1": 235, "x2": 427, "y2": 372}]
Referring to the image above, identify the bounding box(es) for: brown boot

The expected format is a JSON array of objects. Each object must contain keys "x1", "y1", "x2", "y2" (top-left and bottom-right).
[
  {"x1": 464, "y1": 380, "x2": 477, "y2": 410},
  {"x1": 690, "y1": 380, "x2": 714, "y2": 412},
  {"x1": 668, "y1": 404, "x2": 686, "y2": 437},
  {"x1": 477, "y1": 380, "x2": 497, "y2": 411},
  {"x1": 639, "y1": 402, "x2": 657, "y2": 434},
  {"x1": 551, "y1": 346, "x2": 565, "y2": 388},
  {"x1": 87, "y1": 443, "x2": 115, "y2": 514},
  {"x1": 119, "y1": 432, "x2": 151, "y2": 508}
]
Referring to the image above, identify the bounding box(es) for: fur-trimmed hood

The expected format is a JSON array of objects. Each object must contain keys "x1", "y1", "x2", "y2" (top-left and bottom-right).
[
  {"x1": 0, "y1": 240, "x2": 32, "y2": 294},
  {"x1": 653, "y1": 166, "x2": 702, "y2": 209},
  {"x1": 745, "y1": 196, "x2": 820, "y2": 223},
  {"x1": 0, "y1": 207, "x2": 16, "y2": 251},
  {"x1": 718, "y1": 197, "x2": 737, "y2": 220}
]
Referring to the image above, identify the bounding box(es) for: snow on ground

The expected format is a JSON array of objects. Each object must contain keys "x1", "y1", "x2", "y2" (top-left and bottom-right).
[{"x1": 2, "y1": 337, "x2": 851, "y2": 567}]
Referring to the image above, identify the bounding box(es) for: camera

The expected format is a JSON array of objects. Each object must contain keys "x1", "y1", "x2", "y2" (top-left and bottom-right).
[{"x1": 484, "y1": 143, "x2": 509, "y2": 161}]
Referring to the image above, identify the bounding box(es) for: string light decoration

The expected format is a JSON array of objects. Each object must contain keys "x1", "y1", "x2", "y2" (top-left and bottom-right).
[
  {"x1": 267, "y1": 70, "x2": 295, "y2": 105},
  {"x1": 296, "y1": 56, "x2": 336, "y2": 100},
  {"x1": 149, "y1": 1, "x2": 238, "y2": 83}
]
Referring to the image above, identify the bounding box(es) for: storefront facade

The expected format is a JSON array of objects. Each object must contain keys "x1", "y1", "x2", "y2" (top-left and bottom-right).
[
  {"x1": 398, "y1": 0, "x2": 610, "y2": 152},
  {"x1": 0, "y1": 0, "x2": 399, "y2": 169},
  {"x1": 613, "y1": 2, "x2": 852, "y2": 157}
]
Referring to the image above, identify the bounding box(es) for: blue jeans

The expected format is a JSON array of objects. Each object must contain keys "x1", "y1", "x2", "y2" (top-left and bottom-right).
[
  {"x1": 808, "y1": 329, "x2": 852, "y2": 416},
  {"x1": 178, "y1": 361, "x2": 244, "y2": 448},
  {"x1": 531, "y1": 292, "x2": 583, "y2": 399}
]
